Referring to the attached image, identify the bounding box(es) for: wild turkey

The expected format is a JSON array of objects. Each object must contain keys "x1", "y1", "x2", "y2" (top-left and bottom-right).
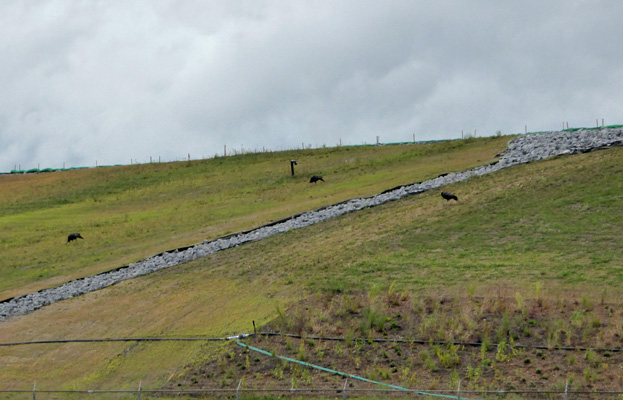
[
  {"x1": 441, "y1": 192, "x2": 458, "y2": 201},
  {"x1": 309, "y1": 175, "x2": 325, "y2": 184},
  {"x1": 66, "y1": 233, "x2": 84, "y2": 244}
]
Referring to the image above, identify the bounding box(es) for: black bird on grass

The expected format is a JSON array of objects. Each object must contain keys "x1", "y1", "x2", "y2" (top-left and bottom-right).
[
  {"x1": 441, "y1": 191, "x2": 458, "y2": 201},
  {"x1": 309, "y1": 175, "x2": 325, "y2": 184},
  {"x1": 66, "y1": 233, "x2": 84, "y2": 244}
]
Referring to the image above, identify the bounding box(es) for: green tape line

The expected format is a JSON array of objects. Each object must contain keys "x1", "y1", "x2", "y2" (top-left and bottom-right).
[{"x1": 237, "y1": 340, "x2": 478, "y2": 399}]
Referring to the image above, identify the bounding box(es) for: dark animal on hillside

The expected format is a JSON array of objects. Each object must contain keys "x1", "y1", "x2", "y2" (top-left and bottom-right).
[
  {"x1": 66, "y1": 233, "x2": 84, "y2": 244},
  {"x1": 309, "y1": 175, "x2": 325, "y2": 184},
  {"x1": 441, "y1": 192, "x2": 458, "y2": 201}
]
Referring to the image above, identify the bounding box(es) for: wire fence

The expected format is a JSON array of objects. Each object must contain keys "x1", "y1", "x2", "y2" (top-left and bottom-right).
[
  {"x1": 4, "y1": 334, "x2": 623, "y2": 399},
  {"x1": 7, "y1": 123, "x2": 621, "y2": 175},
  {"x1": 3, "y1": 383, "x2": 623, "y2": 400}
]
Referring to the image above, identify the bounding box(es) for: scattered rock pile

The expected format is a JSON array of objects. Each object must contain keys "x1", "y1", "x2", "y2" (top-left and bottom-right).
[{"x1": 1, "y1": 128, "x2": 622, "y2": 321}]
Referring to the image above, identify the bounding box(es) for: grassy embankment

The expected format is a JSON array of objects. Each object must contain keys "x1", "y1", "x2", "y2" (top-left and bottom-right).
[
  {"x1": 1, "y1": 136, "x2": 622, "y2": 397},
  {"x1": 0, "y1": 138, "x2": 502, "y2": 299}
]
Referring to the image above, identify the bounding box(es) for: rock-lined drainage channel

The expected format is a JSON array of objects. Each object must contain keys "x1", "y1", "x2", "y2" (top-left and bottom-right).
[{"x1": 1, "y1": 128, "x2": 622, "y2": 322}]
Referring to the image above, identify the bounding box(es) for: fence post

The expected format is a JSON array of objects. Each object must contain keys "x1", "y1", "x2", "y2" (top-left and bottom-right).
[
  {"x1": 138, "y1": 380, "x2": 142, "y2": 400},
  {"x1": 342, "y1": 378, "x2": 348, "y2": 400},
  {"x1": 32, "y1": 380, "x2": 36, "y2": 400},
  {"x1": 236, "y1": 378, "x2": 242, "y2": 400},
  {"x1": 457, "y1": 380, "x2": 461, "y2": 400},
  {"x1": 563, "y1": 379, "x2": 568, "y2": 400}
]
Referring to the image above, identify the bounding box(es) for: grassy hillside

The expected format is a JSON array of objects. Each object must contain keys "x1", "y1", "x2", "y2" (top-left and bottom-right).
[
  {"x1": 1, "y1": 137, "x2": 622, "y2": 397},
  {"x1": 0, "y1": 138, "x2": 504, "y2": 299}
]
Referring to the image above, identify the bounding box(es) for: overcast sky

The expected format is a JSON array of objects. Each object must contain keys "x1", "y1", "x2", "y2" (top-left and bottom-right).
[{"x1": 1, "y1": 1, "x2": 622, "y2": 171}]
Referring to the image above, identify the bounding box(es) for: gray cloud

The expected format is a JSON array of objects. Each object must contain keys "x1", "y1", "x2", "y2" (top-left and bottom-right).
[{"x1": 1, "y1": 1, "x2": 622, "y2": 171}]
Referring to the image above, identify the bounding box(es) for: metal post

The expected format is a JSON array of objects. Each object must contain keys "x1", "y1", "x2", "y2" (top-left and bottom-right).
[
  {"x1": 343, "y1": 378, "x2": 348, "y2": 400},
  {"x1": 563, "y1": 379, "x2": 569, "y2": 400},
  {"x1": 237, "y1": 378, "x2": 242, "y2": 400},
  {"x1": 138, "y1": 380, "x2": 142, "y2": 400},
  {"x1": 290, "y1": 160, "x2": 297, "y2": 176},
  {"x1": 32, "y1": 380, "x2": 36, "y2": 400},
  {"x1": 457, "y1": 380, "x2": 461, "y2": 400}
]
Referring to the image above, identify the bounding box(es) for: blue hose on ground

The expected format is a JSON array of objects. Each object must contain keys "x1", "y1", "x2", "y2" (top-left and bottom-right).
[{"x1": 237, "y1": 340, "x2": 479, "y2": 400}]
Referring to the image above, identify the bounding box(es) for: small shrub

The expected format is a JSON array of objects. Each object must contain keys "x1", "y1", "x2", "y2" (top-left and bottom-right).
[
  {"x1": 584, "y1": 349, "x2": 599, "y2": 367},
  {"x1": 581, "y1": 295, "x2": 593, "y2": 311}
]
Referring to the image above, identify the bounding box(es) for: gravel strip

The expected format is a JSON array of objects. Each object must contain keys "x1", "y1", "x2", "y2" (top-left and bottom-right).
[{"x1": 1, "y1": 128, "x2": 622, "y2": 321}]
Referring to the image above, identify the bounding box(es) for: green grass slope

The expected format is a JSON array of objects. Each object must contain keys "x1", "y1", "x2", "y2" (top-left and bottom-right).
[
  {"x1": 0, "y1": 138, "x2": 504, "y2": 299},
  {"x1": 1, "y1": 138, "x2": 622, "y2": 396}
]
